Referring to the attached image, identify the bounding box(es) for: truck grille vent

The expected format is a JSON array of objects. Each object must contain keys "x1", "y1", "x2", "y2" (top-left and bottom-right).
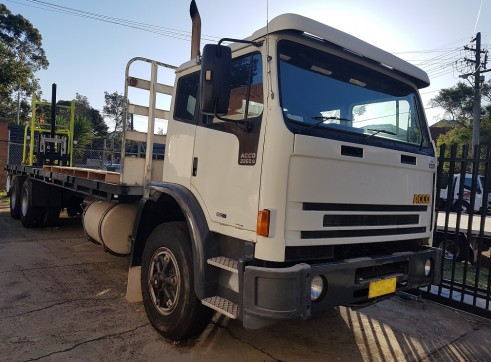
[
  {"x1": 303, "y1": 203, "x2": 427, "y2": 212},
  {"x1": 323, "y1": 214, "x2": 419, "y2": 227},
  {"x1": 301, "y1": 227, "x2": 426, "y2": 239}
]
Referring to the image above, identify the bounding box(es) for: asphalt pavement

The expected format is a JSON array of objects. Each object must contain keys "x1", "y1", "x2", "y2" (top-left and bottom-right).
[{"x1": 1, "y1": 206, "x2": 491, "y2": 362}]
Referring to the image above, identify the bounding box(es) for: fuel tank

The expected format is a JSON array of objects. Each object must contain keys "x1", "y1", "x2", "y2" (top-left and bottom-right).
[{"x1": 83, "y1": 200, "x2": 138, "y2": 255}]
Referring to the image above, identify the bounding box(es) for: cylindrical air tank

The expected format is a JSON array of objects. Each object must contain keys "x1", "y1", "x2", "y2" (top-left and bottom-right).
[{"x1": 83, "y1": 200, "x2": 138, "y2": 255}]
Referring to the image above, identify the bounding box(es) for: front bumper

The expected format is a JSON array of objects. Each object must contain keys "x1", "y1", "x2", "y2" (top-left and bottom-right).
[{"x1": 242, "y1": 246, "x2": 441, "y2": 329}]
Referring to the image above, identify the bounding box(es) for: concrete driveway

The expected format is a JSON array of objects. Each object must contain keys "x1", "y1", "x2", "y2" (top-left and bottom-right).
[{"x1": 1, "y1": 206, "x2": 490, "y2": 362}]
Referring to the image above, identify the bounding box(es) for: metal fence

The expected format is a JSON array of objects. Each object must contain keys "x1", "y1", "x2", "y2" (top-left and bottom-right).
[
  {"x1": 3, "y1": 141, "x2": 122, "y2": 170},
  {"x1": 419, "y1": 144, "x2": 491, "y2": 318}
]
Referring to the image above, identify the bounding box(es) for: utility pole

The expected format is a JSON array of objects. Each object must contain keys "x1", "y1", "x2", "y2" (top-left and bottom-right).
[
  {"x1": 472, "y1": 32, "x2": 481, "y2": 151},
  {"x1": 460, "y1": 32, "x2": 489, "y2": 152}
]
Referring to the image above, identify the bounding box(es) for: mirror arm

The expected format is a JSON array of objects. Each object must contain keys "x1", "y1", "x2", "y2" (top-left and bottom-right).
[{"x1": 218, "y1": 38, "x2": 263, "y2": 48}]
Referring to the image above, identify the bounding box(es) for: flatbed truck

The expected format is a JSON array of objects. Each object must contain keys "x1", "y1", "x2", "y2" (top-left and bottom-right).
[{"x1": 5, "y1": 3, "x2": 442, "y2": 341}]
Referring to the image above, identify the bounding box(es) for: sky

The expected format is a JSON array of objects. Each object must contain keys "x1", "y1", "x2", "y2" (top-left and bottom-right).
[{"x1": 4, "y1": 0, "x2": 491, "y2": 131}]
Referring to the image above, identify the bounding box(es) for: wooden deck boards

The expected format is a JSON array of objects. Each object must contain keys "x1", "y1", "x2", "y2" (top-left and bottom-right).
[{"x1": 43, "y1": 165, "x2": 120, "y2": 184}]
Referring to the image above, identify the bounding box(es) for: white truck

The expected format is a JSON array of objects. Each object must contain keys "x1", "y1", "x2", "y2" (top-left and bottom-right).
[
  {"x1": 5, "y1": 2, "x2": 441, "y2": 341},
  {"x1": 439, "y1": 173, "x2": 491, "y2": 213}
]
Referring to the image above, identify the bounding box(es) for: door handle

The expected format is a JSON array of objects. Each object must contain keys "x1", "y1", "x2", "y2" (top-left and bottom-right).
[{"x1": 192, "y1": 157, "x2": 198, "y2": 176}]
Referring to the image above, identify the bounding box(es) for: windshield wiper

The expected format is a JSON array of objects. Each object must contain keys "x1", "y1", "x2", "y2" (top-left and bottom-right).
[
  {"x1": 308, "y1": 116, "x2": 352, "y2": 129},
  {"x1": 366, "y1": 128, "x2": 397, "y2": 139}
]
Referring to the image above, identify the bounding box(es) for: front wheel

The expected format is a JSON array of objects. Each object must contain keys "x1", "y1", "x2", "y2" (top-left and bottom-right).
[{"x1": 141, "y1": 222, "x2": 212, "y2": 341}]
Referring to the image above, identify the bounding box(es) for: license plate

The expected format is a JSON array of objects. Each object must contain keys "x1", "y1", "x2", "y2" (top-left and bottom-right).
[{"x1": 368, "y1": 277, "x2": 397, "y2": 299}]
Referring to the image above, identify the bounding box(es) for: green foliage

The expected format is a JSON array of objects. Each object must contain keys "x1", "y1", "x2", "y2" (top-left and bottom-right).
[
  {"x1": 430, "y1": 82, "x2": 475, "y2": 126},
  {"x1": 432, "y1": 80, "x2": 491, "y2": 150},
  {"x1": 58, "y1": 93, "x2": 108, "y2": 143},
  {"x1": 103, "y1": 91, "x2": 129, "y2": 132},
  {"x1": 73, "y1": 116, "x2": 93, "y2": 150},
  {"x1": 0, "y1": 4, "x2": 48, "y2": 120}
]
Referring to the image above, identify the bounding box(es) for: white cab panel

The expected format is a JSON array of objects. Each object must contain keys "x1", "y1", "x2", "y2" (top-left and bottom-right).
[
  {"x1": 191, "y1": 126, "x2": 261, "y2": 237},
  {"x1": 285, "y1": 134, "x2": 435, "y2": 246}
]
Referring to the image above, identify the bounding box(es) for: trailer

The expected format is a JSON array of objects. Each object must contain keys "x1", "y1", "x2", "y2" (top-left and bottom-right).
[
  {"x1": 5, "y1": 1, "x2": 441, "y2": 341},
  {"x1": 435, "y1": 212, "x2": 491, "y2": 262}
]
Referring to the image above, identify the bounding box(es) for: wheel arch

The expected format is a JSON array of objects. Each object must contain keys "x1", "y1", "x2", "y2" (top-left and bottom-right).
[{"x1": 130, "y1": 183, "x2": 210, "y2": 299}]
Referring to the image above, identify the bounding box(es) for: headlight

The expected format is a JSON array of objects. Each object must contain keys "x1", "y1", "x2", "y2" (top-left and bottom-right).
[
  {"x1": 424, "y1": 258, "x2": 433, "y2": 277},
  {"x1": 311, "y1": 275, "x2": 326, "y2": 302}
]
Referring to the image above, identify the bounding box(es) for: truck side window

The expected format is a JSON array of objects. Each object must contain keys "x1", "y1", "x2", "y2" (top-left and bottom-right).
[
  {"x1": 229, "y1": 52, "x2": 263, "y2": 119},
  {"x1": 207, "y1": 52, "x2": 263, "y2": 126},
  {"x1": 174, "y1": 72, "x2": 199, "y2": 124}
]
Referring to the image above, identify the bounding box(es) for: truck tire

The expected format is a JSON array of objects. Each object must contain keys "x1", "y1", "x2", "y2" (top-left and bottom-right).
[
  {"x1": 454, "y1": 201, "x2": 471, "y2": 214},
  {"x1": 436, "y1": 233, "x2": 470, "y2": 262},
  {"x1": 9, "y1": 176, "x2": 23, "y2": 219},
  {"x1": 20, "y1": 179, "x2": 45, "y2": 228},
  {"x1": 141, "y1": 222, "x2": 212, "y2": 341}
]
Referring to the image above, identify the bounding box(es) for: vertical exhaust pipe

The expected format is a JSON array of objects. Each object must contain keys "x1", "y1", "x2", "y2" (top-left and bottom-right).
[{"x1": 190, "y1": 0, "x2": 201, "y2": 60}]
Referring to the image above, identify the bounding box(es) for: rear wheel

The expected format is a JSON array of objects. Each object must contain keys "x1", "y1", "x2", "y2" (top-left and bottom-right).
[
  {"x1": 439, "y1": 239, "x2": 463, "y2": 261},
  {"x1": 437, "y1": 234, "x2": 470, "y2": 262},
  {"x1": 9, "y1": 176, "x2": 23, "y2": 219},
  {"x1": 141, "y1": 222, "x2": 212, "y2": 341},
  {"x1": 20, "y1": 179, "x2": 44, "y2": 228},
  {"x1": 454, "y1": 201, "x2": 471, "y2": 214}
]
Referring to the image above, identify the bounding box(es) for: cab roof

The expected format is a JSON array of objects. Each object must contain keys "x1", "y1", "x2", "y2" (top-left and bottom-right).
[{"x1": 249, "y1": 13, "x2": 429, "y2": 88}]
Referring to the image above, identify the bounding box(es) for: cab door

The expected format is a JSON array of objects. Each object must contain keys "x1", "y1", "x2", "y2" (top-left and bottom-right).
[{"x1": 191, "y1": 52, "x2": 265, "y2": 233}]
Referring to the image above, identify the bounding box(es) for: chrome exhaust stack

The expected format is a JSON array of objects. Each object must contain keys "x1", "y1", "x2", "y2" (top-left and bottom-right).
[{"x1": 190, "y1": 0, "x2": 201, "y2": 60}]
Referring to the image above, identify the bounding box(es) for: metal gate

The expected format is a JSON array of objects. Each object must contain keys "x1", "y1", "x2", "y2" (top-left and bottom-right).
[{"x1": 419, "y1": 144, "x2": 491, "y2": 318}]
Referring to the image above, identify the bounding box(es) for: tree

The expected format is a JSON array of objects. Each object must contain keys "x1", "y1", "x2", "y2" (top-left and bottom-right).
[
  {"x1": 430, "y1": 82, "x2": 475, "y2": 126},
  {"x1": 431, "y1": 80, "x2": 491, "y2": 150},
  {"x1": 103, "y1": 91, "x2": 130, "y2": 132},
  {"x1": 0, "y1": 4, "x2": 48, "y2": 119},
  {"x1": 59, "y1": 93, "x2": 108, "y2": 139}
]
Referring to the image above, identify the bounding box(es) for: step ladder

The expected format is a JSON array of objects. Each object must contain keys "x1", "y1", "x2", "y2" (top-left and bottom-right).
[{"x1": 202, "y1": 256, "x2": 240, "y2": 319}]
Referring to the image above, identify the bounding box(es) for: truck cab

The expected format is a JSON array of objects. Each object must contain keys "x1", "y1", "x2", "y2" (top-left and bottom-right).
[{"x1": 127, "y1": 14, "x2": 441, "y2": 339}]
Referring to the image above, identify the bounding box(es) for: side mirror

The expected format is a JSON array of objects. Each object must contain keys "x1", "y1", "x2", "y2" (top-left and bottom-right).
[{"x1": 200, "y1": 44, "x2": 232, "y2": 115}]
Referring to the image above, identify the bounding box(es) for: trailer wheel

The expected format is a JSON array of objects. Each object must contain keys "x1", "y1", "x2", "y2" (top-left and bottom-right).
[
  {"x1": 141, "y1": 222, "x2": 212, "y2": 341},
  {"x1": 9, "y1": 176, "x2": 23, "y2": 219},
  {"x1": 438, "y1": 239, "x2": 462, "y2": 261},
  {"x1": 454, "y1": 201, "x2": 471, "y2": 214},
  {"x1": 437, "y1": 234, "x2": 470, "y2": 262},
  {"x1": 20, "y1": 179, "x2": 44, "y2": 228}
]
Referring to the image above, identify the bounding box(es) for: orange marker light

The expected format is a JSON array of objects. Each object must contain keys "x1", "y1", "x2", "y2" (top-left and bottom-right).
[{"x1": 257, "y1": 209, "x2": 270, "y2": 237}]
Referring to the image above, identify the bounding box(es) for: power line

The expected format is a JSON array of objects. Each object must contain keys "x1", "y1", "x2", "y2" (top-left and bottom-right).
[
  {"x1": 6, "y1": 0, "x2": 222, "y2": 42},
  {"x1": 473, "y1": 0, "x2": 483, "y2": 35}
]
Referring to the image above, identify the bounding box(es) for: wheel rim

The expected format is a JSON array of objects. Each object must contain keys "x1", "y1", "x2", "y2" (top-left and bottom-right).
[
  {"x1": 148, "y1": 247, "x2": 180, "y2": 315},
  {"x1": 11, "y1": 186, "x2": 16, "y2": 209},
  {"x1": 6, "y1": 175, "x2": 11, "y2": 195},
  {"x1": 21, "y1": 187, "x2": 28, "y2": 216}
]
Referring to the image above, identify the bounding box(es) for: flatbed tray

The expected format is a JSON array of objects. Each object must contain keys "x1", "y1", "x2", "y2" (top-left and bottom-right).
[{"x1": 43, "y1": 165, "x2": 120, "y2": 184}]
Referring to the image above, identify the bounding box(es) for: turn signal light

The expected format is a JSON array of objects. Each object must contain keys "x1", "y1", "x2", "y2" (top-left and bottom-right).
[{"x1": 257, "y1": 209, "x2": 270, "y2": 237}]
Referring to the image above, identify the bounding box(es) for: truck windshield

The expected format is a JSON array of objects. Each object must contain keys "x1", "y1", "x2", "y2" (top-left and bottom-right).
[{"x1": 278, "y1": 40, "x2": 432, "y2": 154}]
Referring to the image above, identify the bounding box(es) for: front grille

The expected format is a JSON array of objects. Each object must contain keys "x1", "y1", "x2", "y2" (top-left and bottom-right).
[
  {"x1": 323, "y1": 214, "x2": 419, "y2": 227},
  {"x1": 303, "y1": 203, "x2": 427, "y2": 212},
  {"x1": 301, "y1": 227, "x2": 426, "y2": 239},
  {"x1": 295, "y1": 203, "x2": 428, "y2": 241}
]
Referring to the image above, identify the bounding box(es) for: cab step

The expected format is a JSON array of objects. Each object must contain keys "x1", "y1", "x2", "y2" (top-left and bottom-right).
[
  {"x1": 202, "y1": 296, "x2": 239, "y2": 319},
  {"x1": 207, "y1": 256, "x2": 238, "y2": 273}
]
